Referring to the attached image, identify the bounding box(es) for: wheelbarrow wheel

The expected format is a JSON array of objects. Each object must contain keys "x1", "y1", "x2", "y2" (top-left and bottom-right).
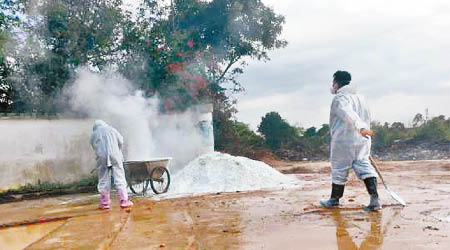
[
  {"x1": 150, "y1": 167, "x2": 170, "y2": 194},
  {"x1": 129, "y1": 180, "x2": 150, "y2": 195}
]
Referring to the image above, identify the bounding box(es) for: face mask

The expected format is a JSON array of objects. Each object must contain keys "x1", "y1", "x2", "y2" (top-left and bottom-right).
[{"x1": 330, "y1": 87, "x2": 337, "y2": 94}]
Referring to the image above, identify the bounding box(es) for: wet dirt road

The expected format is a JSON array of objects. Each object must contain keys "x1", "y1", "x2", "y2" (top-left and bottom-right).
[{"x1": 0, "y1": 160, "x2": 449, "y2": 249}]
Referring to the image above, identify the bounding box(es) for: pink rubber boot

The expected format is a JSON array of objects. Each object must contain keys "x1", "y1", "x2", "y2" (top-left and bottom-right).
[
  {"x1": 117, "y1": 189, "x2": 133, "y2": 208},
  {"x1": 99, "y1": 192, "x2": 111, "y2": 210}
]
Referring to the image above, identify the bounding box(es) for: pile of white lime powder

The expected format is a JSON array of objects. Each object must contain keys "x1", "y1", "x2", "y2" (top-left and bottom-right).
[{"x1": 167, "y1": 152, "x2": 300, "y2": 196}]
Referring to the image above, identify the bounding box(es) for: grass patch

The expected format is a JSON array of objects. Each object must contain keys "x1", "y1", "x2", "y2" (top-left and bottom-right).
[{"x1": 0, "y1": 176, "x2": 98, "y2": 204}]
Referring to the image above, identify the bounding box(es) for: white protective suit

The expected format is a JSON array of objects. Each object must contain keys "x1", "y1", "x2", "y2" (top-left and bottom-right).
[
  {"x1": 329, "y1": 85, "x2": 377, "y2": 185},
  {"x1": 90, "y1": 120, "x2": 128, "y2": 193}
]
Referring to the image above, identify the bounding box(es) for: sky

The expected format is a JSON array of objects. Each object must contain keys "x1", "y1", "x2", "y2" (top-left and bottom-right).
[{"x1": 234, "y1": 0, "x2": 450, "y2": 130}]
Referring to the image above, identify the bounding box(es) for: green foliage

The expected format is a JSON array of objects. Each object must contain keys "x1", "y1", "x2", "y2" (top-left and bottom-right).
[
  {"x1": 1, "y1": 1, "x2": 287, "y2": 157},
  {"x1": 258, "y1": 111, "x2": 298, "y2": 150},
  {"x1": 371, "y1": 121, "x2": 413, "y2": 150},
  {"x1": 213, "y1": 94, "x2": 237, "y2": 151},
  {"x1": 232, "y1": 121, "x2": 265, "y2": 149},
  {"x1": 36, "y1": 0, "x2": 123, "y2": 68},
  {"x1": 9, "y1": 0, "x2": 125, "y2": 112},
  {"x1": 371, "y1": 124, "x2": 388, "y2": 151},
  {"x1": 214, "y1": 108, "x2": 266, "y2": 158},
  {"x1": 256, "y1": 111, "x2": 449, "y2": 160},
  {"x1": 0, "y1": 0, "x2": 23, "y2": 112},
  {"x1": 304, "y1": 127, "x2": 316, "y2": 137},
  {"x1": 371, "y1": 115, "x2": 450, "y2": 150},
  {"x1": 257, "y1": 112, "x2": 330, "y2": 158},
  {"x1": 292, "y1": 124, "x2": 330, "y2": 158},
  {"x1": 317, "y1": 124, "x2": 329, "y2": 136},
  {"x1": 118, "y1": 0, "x2": 287, "y2": 113},
  {"x1": 412, "y1": 113, "x2": 424, "y2": 127},
  {"x1": 414, "y1": 115, "x2": 450, "y2": 141}
]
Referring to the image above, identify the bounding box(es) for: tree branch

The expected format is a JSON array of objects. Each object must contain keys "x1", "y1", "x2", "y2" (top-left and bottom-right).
[{"x1": 215, "y1": 54, "x2": 241, "y2": 84}]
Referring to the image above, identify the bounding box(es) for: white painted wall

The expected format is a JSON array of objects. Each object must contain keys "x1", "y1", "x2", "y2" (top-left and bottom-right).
[
  {"x1": 0, "y1": 109, "x2": 215, "y2": 191},
  {"x1": 0, "y1": 117, "x2": 95, "y2": 190}
]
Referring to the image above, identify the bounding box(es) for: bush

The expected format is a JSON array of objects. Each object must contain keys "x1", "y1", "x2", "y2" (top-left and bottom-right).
[
  {"x1": 214, "y1": 113, "x2": 268, "y2": 159},
  {"x1": 258, "y1": 112, "x2": 298, "y2": 151},
  {"x1": 414, "y1": 116, "x2": 450, "y2": 141}
]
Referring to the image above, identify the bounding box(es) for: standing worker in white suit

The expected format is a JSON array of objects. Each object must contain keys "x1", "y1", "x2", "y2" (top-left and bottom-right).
[
  {"x1": 320, "y1": 71, "x2": 381, "y2": 211},
  {"x1": 90, "y1": 120, "x2": 133, "y2": 209}
]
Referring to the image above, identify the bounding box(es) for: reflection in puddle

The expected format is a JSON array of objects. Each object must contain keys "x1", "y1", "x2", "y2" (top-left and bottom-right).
[
  {"x1": 332, "y1": 210, "x2": 383, "y2": 250},
  {"x1": 0, "y1": 220, "x2": 65, "y2": 250}
]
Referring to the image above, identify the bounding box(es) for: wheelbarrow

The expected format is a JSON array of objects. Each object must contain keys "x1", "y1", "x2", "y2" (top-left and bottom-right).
[{"x1": 123, "y1": 158, "x2": 171, "y2": 195}]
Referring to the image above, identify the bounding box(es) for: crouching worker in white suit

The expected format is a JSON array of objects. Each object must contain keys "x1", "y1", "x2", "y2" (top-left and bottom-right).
[
  {"x1": 320, "y1": 71, "x2": 381, "y2": 211},
  {"x1": 90, "y1": 120, "x2": 133, "y2": 209}
]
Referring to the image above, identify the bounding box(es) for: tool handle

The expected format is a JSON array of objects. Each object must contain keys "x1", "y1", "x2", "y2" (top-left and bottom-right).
[
  {"x1": 369, "y1": 156, "x2": 386, "y2": 185},
  {"x1": 369, "y1": 156, "x2": 407, "y2": 206}
]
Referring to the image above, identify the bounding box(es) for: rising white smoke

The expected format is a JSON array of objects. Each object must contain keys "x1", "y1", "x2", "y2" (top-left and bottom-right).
[{"x1": 66, "y1": 68, "x2": 212, "y2": 172}]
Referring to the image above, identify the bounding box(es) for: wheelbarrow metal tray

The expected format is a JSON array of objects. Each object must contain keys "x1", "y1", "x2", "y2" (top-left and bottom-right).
[{"x1": 123, "y1": 157, "x2": 171, "y2": 185}]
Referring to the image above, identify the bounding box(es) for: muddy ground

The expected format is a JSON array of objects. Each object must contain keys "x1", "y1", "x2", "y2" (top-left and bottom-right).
[{"x1": 0, "y1": 160, "x2": 449, "y2": 249}]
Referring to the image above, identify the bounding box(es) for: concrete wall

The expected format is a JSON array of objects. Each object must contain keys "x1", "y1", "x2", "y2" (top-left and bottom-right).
[
  {"x1": 0, "y1": 117, "x2": 95, "y2": 191},
  {"x1": 0, "y1": 110, "x2": 215, "y2": 191}
]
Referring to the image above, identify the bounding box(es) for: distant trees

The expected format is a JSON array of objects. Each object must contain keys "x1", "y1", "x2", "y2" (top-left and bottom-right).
[
  {"x1": 253, "y1": 111, "x2": 449, "y2": 160},
  {"x1": 317, "y1": 124, "x2": 329, "y2": 136},
  {"x1": 304, "y1": 127, "x2": 316, "y2": 137},
  {"x1": 257, "y1": 112, "x2": 298, "y2": 150},
  {"x1": 295, "y1": 123, "x2": 330, "y2": 158},
  {"x1": 414, "y1": 115, "x2": 449, "y2": 141},
  {"x1": 225, "y1": 121, "x2": 266, "y2": 157},
  {"x1": 370, "y1": 115, "x2": 450, "y2": 150},
  {"x1": 412, "y1": 113, "x2": 425, "y2": 127},
  {"x1": 255, "y1": 112, "x2": 330, "y2": 158}
]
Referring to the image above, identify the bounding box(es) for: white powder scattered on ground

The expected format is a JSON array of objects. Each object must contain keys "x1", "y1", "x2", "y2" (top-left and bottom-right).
[
  {"x1": 166, "y1": 152, "x2": 300, "y2": 196},
  {"x1": 435, "y1": 215, "x2": 450, "y2": 223}
]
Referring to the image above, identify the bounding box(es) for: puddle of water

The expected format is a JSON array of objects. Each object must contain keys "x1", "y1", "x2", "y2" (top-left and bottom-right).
[
  {"x1": 0, "y1": 220, "x2": 65, "y2": 250},
  {"x1": 331, "y1": 210, "x2": 384, "y2": 250},
  {"x1": 244, "y1": 223, "x2": 337, "y2": 250},
  {"x1": 43, "y1": 205, "x2": 87, "y2": 215}
]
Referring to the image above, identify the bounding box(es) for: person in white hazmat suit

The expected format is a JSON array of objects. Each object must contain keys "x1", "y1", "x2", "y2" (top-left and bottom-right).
[
  {"x1": 90, "y1": 120, "x2": 133, "y2": 209},
  {"x1": 320, "y1": 71, "x2": 381, "y2": 211}
]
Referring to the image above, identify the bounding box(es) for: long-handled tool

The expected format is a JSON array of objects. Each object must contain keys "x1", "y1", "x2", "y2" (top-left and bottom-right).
[{"x1": 369, "y1": 156, "x2": 406, "y2": 206}]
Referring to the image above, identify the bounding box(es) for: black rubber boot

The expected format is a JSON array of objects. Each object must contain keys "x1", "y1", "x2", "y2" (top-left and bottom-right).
[
  {"x1": 320, "y1": 183, "x2": 345, "y2": 208},
  {"x1": 364, "y1": 177, "x2": 382, "y2": 211}
]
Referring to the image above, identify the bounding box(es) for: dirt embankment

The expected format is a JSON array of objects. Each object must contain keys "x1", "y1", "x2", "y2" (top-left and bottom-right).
[
  {"x1": 266, "y1": 157, "x2": 450, "y2": 175},
  {"x1": 274, "y1": 140, "x2": 450, "y2": 162},
  {"x1": 373, "y1": 140, "x2": 450, "y2": 161}
]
